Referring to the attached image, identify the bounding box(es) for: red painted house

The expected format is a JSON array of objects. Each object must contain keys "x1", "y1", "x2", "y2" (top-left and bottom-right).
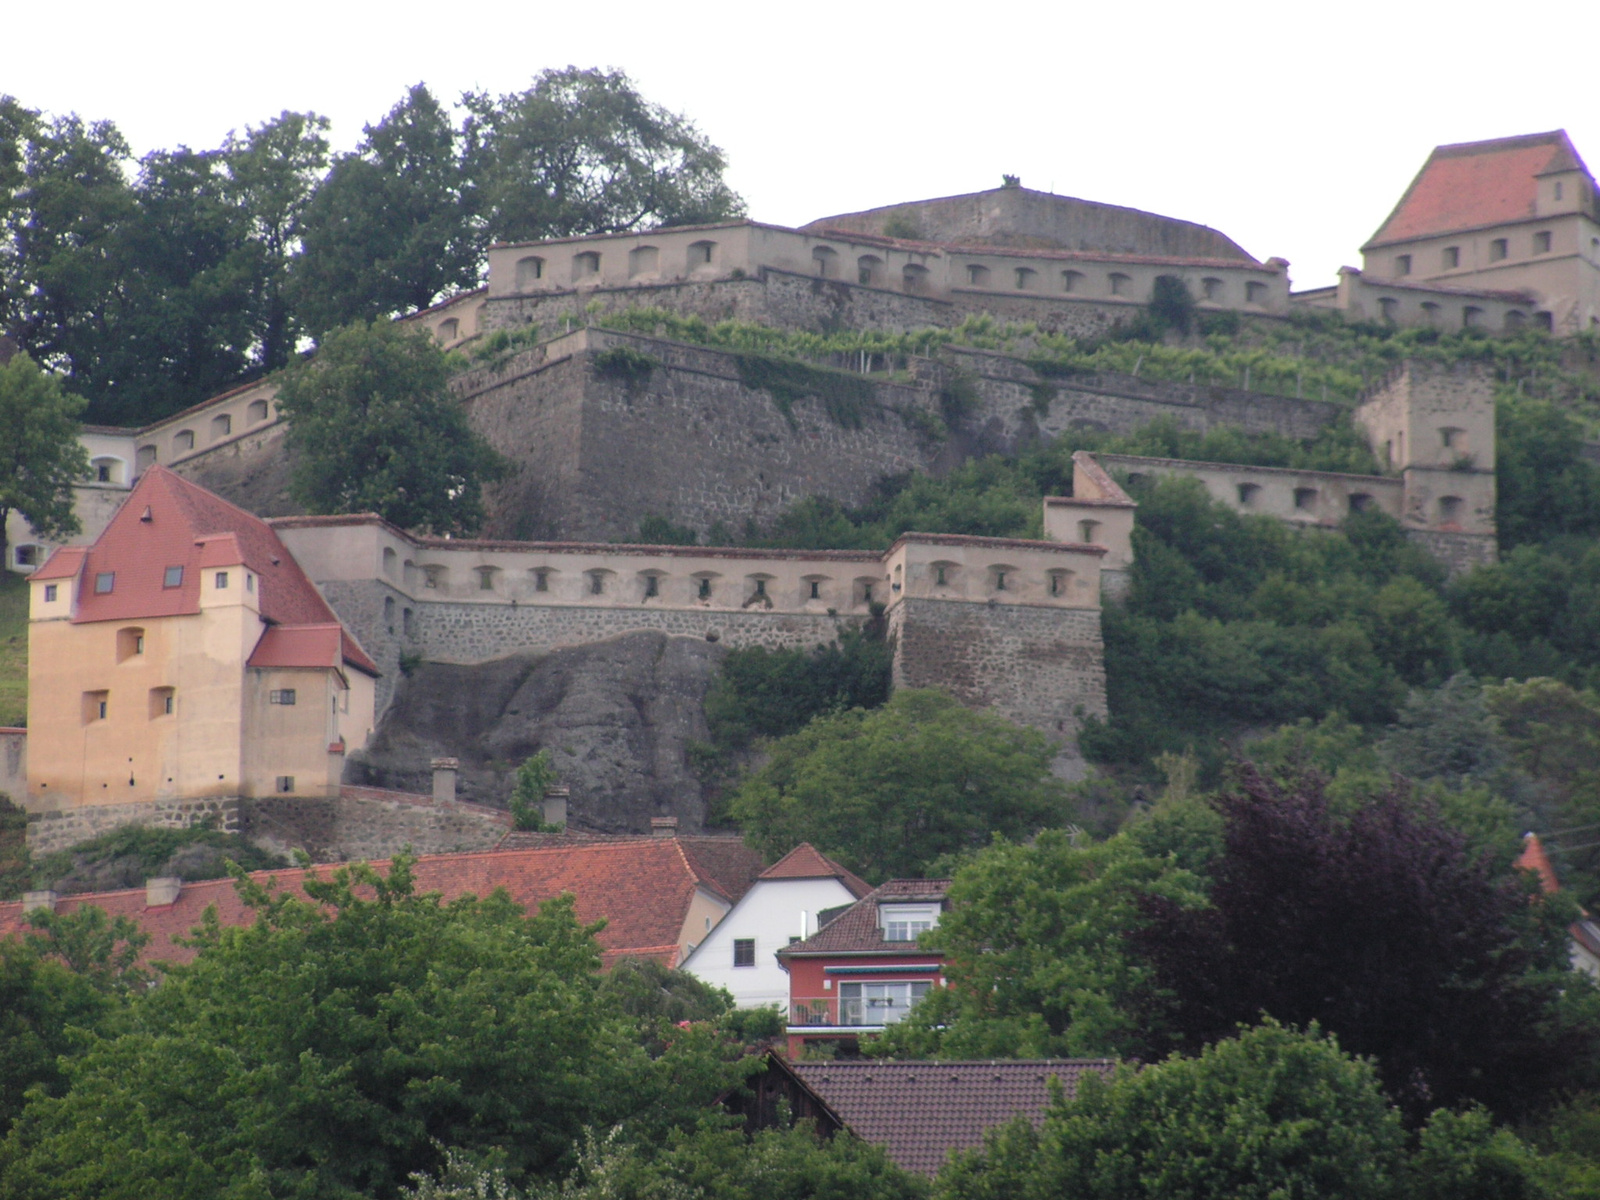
[{"x1": 776, "y1": 878, "x2": 949, "y2": 1057}]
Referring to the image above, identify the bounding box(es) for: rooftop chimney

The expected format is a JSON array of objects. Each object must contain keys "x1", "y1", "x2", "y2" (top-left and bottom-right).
[
  {"x1": 542, "y1": 787, "x2": 569, "y2": 829},
  {"x1": 21, "y1": 890, "x2": 57, "y2": 914},
  {"x1": 651, "y1": 816, "x2": 679, "y2": 838},
  {"x1": 431, "y1": 757, "x2": 459, "y2": 804},
  {"x1": 146, "y1": 876, "x2": 182, "y2": 907}
]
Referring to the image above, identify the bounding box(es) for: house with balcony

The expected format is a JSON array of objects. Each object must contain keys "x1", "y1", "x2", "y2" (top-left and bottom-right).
[
  {"x1": 681, "y1": 843, "x2": 871, "y2": 1011},
  {"x1": 776, "y1": 878, "x2": 949, "y2": 1057}
]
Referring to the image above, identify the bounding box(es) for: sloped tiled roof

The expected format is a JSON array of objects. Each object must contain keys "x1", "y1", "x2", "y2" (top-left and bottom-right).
[
  {"x1": 0, "y1": 840, "x2": 739, "y2": 969},
  {"x1": 780, "y1": 880, "x2": 951, "y2": 957},
  {"x1": 1516, "y1": 833, "x2": 1561, "y2": 895},
  {"x1": 1366, "y1": 130, "x2": 1594, "y2": 248},
  {"x1": 787, "y1": 1058, "x2": 1116, "y2": 1176},
  {"x1": 493, "y1": 832, "x2": 765, "y2": 905},
  {"x1": 39, "y1": 466, "x2": 376, "y2": 675},
  {"x1": 760, "y1": 843, "x2": 873, "y2": 898}
]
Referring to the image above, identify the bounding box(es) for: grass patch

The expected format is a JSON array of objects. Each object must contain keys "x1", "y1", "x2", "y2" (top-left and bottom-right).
[{"x1": 0, "y1": 571, "x2": 27, "y2": 727}]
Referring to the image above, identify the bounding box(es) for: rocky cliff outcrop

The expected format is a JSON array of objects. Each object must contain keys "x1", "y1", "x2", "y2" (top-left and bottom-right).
[{"x1": 347, "y1": 630, "x2": 726, "y2": 832}]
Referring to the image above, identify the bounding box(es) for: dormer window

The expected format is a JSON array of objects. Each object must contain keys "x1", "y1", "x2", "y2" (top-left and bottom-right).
[{"x1": 881, "y1": 903, "x2": 938, "y2": 941}]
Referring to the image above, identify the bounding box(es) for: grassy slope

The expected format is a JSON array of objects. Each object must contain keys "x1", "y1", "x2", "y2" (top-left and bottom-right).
[{"x1": 0, "y1": 570, "x2": 27, "y2": 727}]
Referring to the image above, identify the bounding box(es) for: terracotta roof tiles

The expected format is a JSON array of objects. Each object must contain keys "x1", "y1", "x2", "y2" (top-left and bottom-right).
[
  {"x1": 760, "y1": 843, "x2": 873, "y2": 898},
  {"x1": 787, "y1": 1058, "x2": 1116, "y2": 1176},
  {"x1": 1366, "y1": 130, "x2": 1594, "y2": 249},
  {"x1": 0, "y1": 840, "x2": 742, "y2": 970},
  {"x1": 781, "y1": 879, "x2": 951, "y2": 957}
]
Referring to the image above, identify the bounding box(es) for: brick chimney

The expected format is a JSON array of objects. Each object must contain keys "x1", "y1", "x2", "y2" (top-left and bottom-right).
[
  {"x1": 650, "y1": 816, "x2": 679, "y2": 838},
  {"x1": 542, "y1": 787, "x2": 569, "y2": 828},
  {"x1": 431, "y1": 757, "x2": 459, "y2": 804},
  {"x1": 21, "y1": 890, "x2": 57, "y2": 913},
  {"x1": 146, "y1": 876, "x2": 182, "y2": 907}
]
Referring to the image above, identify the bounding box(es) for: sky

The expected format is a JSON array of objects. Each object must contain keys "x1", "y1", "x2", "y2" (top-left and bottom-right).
[{"x1": 10, "y1": 0, "x2": 1598, "y2": 291}]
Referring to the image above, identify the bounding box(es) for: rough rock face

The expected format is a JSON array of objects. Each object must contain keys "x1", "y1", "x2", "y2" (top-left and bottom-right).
[{"x1": 348, "y1": 630, "x2": 726, "y2": 833}]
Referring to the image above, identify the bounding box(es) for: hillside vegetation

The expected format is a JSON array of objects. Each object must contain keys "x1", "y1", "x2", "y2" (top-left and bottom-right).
[{"x1": 0, "y1": 571, "x2": 26, "y2": 728}]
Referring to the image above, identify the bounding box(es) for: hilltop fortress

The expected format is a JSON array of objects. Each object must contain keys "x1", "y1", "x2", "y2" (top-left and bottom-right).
[{"x1": 8, "y1": 168, "x2": 1524, "y2": 850}]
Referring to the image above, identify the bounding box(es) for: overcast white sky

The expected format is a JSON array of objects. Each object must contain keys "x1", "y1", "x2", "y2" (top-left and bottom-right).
[{"x1": 10, "y1": 0, "x2": 1597, "y2": 291}]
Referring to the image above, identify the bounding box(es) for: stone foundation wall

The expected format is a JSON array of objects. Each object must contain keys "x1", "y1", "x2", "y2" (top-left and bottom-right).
[
  {"x1": 1404, "y1": 529, "x2": 1499, "y2": 575},
  {"x1": 889, "y1": 598, "x2": 1106, "y2": 766},
  {"x1": 239, "y1": 791, "x2": 509, "y2": 862},
  {"x1": 26, "y1": 796, "x2": 240, "y2": 854},
  {"x1": 168, "y1": 420, "x2": 296, "y2": 518}
]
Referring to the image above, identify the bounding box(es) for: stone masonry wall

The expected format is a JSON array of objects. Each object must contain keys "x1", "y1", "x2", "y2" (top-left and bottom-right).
[
  {"x1": 239, "y1": 791, "x2": 509, "y2": 863},
  {"x1": 26, "y1": 796, "x2": 240, "y2": 855},
  {"x1": 1404, "y1": 529, "x2": 1499, "y2": 575},
  {"x1": 169, "y1": 420, "x2": 296, "y2": 518},
  {"x1": 890, "y1": 597, "x2": 1106, "y2": 772}
]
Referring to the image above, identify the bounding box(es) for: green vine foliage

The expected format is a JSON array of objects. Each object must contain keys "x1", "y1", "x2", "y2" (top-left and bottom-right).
[
  {"x1": 591, "y1": 345, "x2": 658, "y2": 386},
  {"x1": 733, "y1": 352, "x2": 877, "y2": 429}
]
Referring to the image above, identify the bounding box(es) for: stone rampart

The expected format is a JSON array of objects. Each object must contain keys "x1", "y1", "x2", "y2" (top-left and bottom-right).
[
  {"x1": 1404, "y1": 529, "x2": 1499, "y2": 574},
  {"x1": 890, "y1": 597, "x2": 1106, "y2": 773},
  {"x1": 168, "y1": 419, "x2": 295, "y2": 518}
]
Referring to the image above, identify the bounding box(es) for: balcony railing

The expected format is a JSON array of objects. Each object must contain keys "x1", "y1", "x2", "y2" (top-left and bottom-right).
[{"x1": 788, "y1": 994, "x2": 921, "y2": 1027}]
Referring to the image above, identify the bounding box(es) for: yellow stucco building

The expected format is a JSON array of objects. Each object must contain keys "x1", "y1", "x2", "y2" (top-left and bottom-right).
[{"x1": 25, "y1": 467, "x2": 377, "y2": 840}]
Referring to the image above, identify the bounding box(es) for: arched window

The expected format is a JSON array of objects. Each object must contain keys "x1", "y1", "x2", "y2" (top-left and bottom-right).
[
  {"x1": 1348, "y1": 493, "x2": 1373, "y2": 513},
  {"x1": 136, "y1": 444, "x2": 158, "y2": 470},
  {"x1": 1293, "y1": 487, "x2": 1319, "y2": 511},
  {"x1": 1505, "y1": 310, "x2": 1527, "y2": 330},
  {"x1": 813, "y1": 246, "x2": 838, "y2": 278},
  {"x1": 966, "y1": 264, "x2": 991, "y2": 287},
  {"x1": 1014, "y1": 267, "x2": 1037, "y2": 290},
  {"x1": 1237, "y1": 482, "x2": 1261, "y2": 505},
  {"x1": 116, "y1": 627, "x2": 145, "y2": 662},
  {"x1": 1462, "y1": 306, "x2": 1483, "y2": 328},
  {"x1": 436, "y1": 318, "x2": 459, "y2": 343},
  {"x1": 1534, "y1": 311, "x2": 1554, "y2": 331},
  {"x1": 247, "y1": 398, "x2": 270, "y2": 423},
  {"x1": 857, "y1": 255, "x2": 884, "y2": 286},
  {"x1": 688, "y1": 241, "x2": 716, "y2": 268},
  {"x1": 384, "y1": 596, "x2": 395, "y2": 625},
  {"x1": 211, "y1": 413, "x2": 232, "y2": 440},
  {"x1": 1048, "y1": 570, "x2": 1073, "y2": 597},
  {"x1": 989, "y1": 564, "x2": 1016, "y2": 592},
  {"x1": 1438, "y1": 496, "x2": 1464, "y2": 525},
  {"x1": 1062, "y1": 270, "x2": 1084, "y2": 293},
  {"x1": 1246, "y1": 281, "x2": 1268, "y2": 304},
  {"x1": 629, "y1": 245, "x2": 659, "y2": 277},
  {"x1": 572, "y1": 251, "x2": 601, "y2": 281},
  {"x1": 1378, "y1": 297, "x2": 1399, "y2": 322},
  {"x1": 1202, "y1": 277, "x2": 1223, "y2": 300},
  {"x1": 476, "y1": 566, "x2": 497, "y2": 591},
  {"x1": 382, "y1": 547, "x2": 397, "y2": 578},
  {"x1": 902, "y1": 263, "x2": 930, "y2": 293},
  {"x1": 515, "y1": 256, "x2": 545, "y2": 289},
  {"x1": 174, "y1": 430, "x2": 195, "y2": 452},
  {"x1": 1077, "y1": 519, "x2": 1100, "y2": 543},
  {"x1": 89, "y1": 457, "x2": 124, "y2": 485},
  {"x1": 1421, "y1": 302, "x2": 1442, "y2": 325},
  {"x1": 1108, "y1": 273, "x2": 1131, "y2": 296}
]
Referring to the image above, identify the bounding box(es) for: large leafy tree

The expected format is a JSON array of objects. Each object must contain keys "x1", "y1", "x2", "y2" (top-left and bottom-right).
[
  {"x1": 729, "y1": 689, "x2": 1066, "y2": 883},
  {"x1": 0, "y1": 857, "x2": 748, "y2": 1200},
  {"x1": 462, "y1": 67, "x2": 744, "y2": 244},
  {"x1": 872, "y1": 829, "x2": 1207, "y2": 1061},
  {"x1": 273, "y1": 318, "x2": 508, "y2": 533},
  {"x1": 1130, "y1": 766, "x2": 1597, "y2": 1122},
  {"x1": 933, "y1": 1020, "x2": 1544, "y2": 1200},
  {"x1": 293, "y1": 85, "x2": 479, "y2": 338},
  {"x1": 0, "y1": 351, "x2": 89, "y2": 567}
]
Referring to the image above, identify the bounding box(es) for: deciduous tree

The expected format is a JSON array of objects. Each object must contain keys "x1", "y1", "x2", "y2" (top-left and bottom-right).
[{"x1": 0, "y1": 351, "x2": 88, "y2": 568}]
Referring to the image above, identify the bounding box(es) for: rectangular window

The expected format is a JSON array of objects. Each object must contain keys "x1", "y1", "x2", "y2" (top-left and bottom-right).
[
  {"x1": 215, "y1": 571, "x2": 229, "y2": 589},
  {"x1": 269, "y1": 689, "x2": 297, "y2": 705},
  {"x1": 1395, "y1": 254, "x2": 1412, "y2": 276},
  {"x1": 94, "y1": 572, "x2": 114, "y2": 594},
  {"x1": 163, "y1": 565, "x2": 184, "y2": 588},
  {"x1": 1490, "y1": 238, "x2": 1509, "y2": 261},
  {"x1": 96, "y1": 463, "x2": 112, "y2": 482},
  {"x1": 1442, "y1": 246, "x2": 1460, "y2": 269},
  {"x1": 534, "y1": 570, "x2": 549, "y2": 592},
  {"x1": 809, "y1": 580, "x2": 821, "y2": 599},
  {"x1": 150, "y1": 687, "x2": 175, "y2": 718},
  {"x1": 246, "y1": 574, "x2": 254, "y2": 593},
  {"x1": 884, "y1": 918, "x2": 934, "y2": 941},
  {"x1": 276, "y1": 776, "x2": 295, "y2": 793},
  {"x1": 1534, "y1": 231, "x2": 1552, "y2": 254},
  {"x1": 733, "y1": 938, "x2": 756, "y2": 967},
  {"x1": 84, "y1": 691, "x2": 109, "y2": 723},
  {"x1": 837, "y1": 981, "x2": 932, "y2": 1026},
  {"x1": 644, "y1": 575, "x2": 659, "y2": 598},
  {"x1": 44, "y1": 584, "x2": 57, "y2": 602}
]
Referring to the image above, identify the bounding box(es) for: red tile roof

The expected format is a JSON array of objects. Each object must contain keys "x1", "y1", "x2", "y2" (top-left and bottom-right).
[
  {"x1": 490, "y1": 832, "x2": 764, "y2": 904},
  {"x1": 780, "y1": 880, "x2": 951, "y2": 957},
  {"x1": 0, "y1": 840, "x2": 743, "y2": 969},
  {"x1": 53, "y1": 467, "x2": 376, "y2": 676},
  {"x1": 785, "y1": 1058, "x2": 1116, "y2": 1176},
  {"x1": 1366, "y1": 130, "x2": 1594, "y2": 249},
  {"x1": 760, "y1": 843, "x2": 873, "y2": 898},
  {"x1": 1517, "y1": 833, "x2": 1561, "y2": 895},
  {"x1": 31, "y1": 545, "x2": 87, "y2": 581}
]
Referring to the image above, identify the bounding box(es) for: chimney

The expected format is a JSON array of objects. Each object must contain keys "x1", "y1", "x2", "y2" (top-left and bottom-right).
[
  {"x1": 542, "y1": 786, "x2": 569, "y2": 829},
  {"x1": 21, "y1": 890, "x2": 57, "y2": 914},
  {"x1": 651, "y1": 816, "x2": 679, "y2": 838},
  {"x1": 146, "y1": 876, "x2": 182, "y2": 907},
  {"x1": 431, "y1": 757, "x2": 459, "y2": 804}
]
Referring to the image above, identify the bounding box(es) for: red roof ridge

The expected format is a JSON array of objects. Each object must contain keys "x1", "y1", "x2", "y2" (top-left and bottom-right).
[
  {"x1": 761, "y1": 844, "x2": 874, "y2": 897},
  {"x1": 1516, "y1": 832, "x2": 1561, "y2": 894}
]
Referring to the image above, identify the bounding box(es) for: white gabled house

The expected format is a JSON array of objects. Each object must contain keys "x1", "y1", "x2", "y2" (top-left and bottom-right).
[{"x1": 682, "y1": 843, "x2": 872, "y2": 1010}]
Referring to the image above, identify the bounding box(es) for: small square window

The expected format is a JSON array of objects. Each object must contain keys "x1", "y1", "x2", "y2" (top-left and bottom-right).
[
  {"x1": 96, "y1": 463, "x2": 112, "y2": 482},
  {"x1": 276, "y1": 776, "x2": 295, "y2": 793},
  {"x1": 1534, "y1": 231, "x2": 1552, "y2": 254},
  {"x1": 163, "y1": 565, "x2": 184, "y2": 588},
  {"x1": 733, "y1": 938, "x2": 756, "y2": 967},
  {"x1": 1442, "y1": 246, "x2": 1460, "y2": 269},
  {"x1": 43, "y1": 584, "x2": 57, "y2": 602},
  {"x1": 269, "y1": 689, "x2": 297, "y2": 705},
  {"x1": 1490, "y1": 238, "x2": 1508, "y2": 261},
  {"x1": 1395, "y1": 254, "x2": 1412, "y2": 276},
  {"x1": 215, "y1": 571, "x2": 229, "y2": 589},
  {"x1": 94, "y1": 572, "x2": 114, "y2": 594}
]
